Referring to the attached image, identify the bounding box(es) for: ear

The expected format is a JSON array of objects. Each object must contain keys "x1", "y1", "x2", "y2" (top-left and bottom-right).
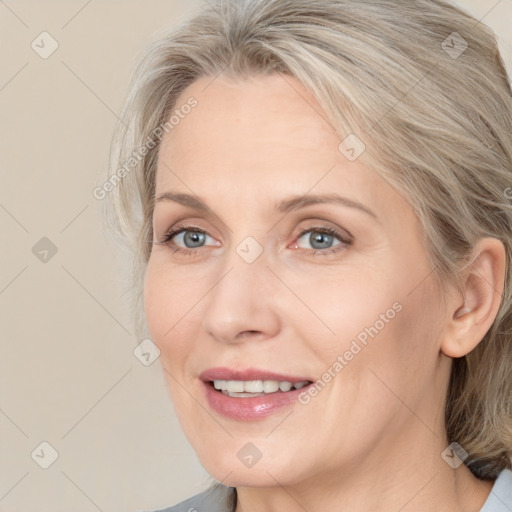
[{"x1": 441, "y1": 237, "x2": 506, "y2": 358}]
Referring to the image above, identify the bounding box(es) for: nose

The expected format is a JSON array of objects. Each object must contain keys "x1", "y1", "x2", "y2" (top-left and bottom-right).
[{"x1": 201, "y1": 250, "x2": 281, "y2": 345}]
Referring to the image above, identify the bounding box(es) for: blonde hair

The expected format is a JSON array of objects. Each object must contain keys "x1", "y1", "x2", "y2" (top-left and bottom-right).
[{"x1": 104, "y1": 0, "x2": 512, "y2": 479}]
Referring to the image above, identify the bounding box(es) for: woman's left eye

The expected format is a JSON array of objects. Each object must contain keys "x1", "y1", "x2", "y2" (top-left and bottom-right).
[{"x1": 293, "y1": 227, "x2": 351, "y2": 254}]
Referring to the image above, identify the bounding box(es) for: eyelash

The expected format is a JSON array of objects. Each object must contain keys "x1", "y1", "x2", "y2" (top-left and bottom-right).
[{"x1": 156, "y1": 223, "x2": 352, "y2": 258}]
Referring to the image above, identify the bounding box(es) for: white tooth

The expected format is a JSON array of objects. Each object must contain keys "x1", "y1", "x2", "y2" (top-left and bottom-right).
[
  {"x1": 244, "y1": 380, "x2": 264, "y2": 393},
  {"x1": 263, "y1": 380, "x2": 279, "y2": 393},
  {"x1": 279, "y1": 381, "x2": 293, "y2": 392},
  {"x1": 225, "y1": 380, "x2": 245, "y2": 393},
  {"x1": 216, "y1": 379, "x2": 307, "y2": 395}
]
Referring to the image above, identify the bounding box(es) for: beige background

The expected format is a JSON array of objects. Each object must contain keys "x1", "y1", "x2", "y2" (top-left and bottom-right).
[{"x1": 1, "y1": 1, "x2": 511, "y2": 511}]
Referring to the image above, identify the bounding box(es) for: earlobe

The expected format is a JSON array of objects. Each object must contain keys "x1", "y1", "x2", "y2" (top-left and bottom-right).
[{"x1": 440, "y1": 237, "x2": 506, "y2": 359}]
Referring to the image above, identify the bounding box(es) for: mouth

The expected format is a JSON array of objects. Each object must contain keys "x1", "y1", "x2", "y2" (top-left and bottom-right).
[{"x1": 199, "y1": 368, "x2": 315, "y2": 420}]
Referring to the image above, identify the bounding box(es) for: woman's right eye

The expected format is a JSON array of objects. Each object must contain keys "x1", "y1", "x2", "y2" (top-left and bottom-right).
[{"x1": 157, "y1": 224, "x2": 219, "y2": 255}]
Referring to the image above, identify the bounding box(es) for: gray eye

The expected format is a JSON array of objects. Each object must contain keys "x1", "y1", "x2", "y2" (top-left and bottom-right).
[
  {"x1": 309, "y1": 232, "x2": 334, "y2": 250},
  {"x1": 297, "y1": 230, "x2": 342, "y2": 251},
  {"x1": 182, "y1": 231, "x2": 206, "y2": 248}
]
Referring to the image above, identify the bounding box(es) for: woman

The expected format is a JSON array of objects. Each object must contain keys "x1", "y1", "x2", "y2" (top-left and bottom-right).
[{"x1": 105, "y1": 0, "x2": 512, "y2": 510}]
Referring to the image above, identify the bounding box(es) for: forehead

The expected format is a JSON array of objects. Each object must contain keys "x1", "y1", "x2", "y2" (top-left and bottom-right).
[
  {"x1": 155, "y1": 74, "x2": 409, "y2": 222},
  {"x1": 159, "y1": 74, "x2": 338, "y2": 168}
]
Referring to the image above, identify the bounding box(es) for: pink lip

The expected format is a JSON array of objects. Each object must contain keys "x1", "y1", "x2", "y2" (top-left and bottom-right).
[{"x1": 199, "y1": 367, "x2": 313, "y2": 421}]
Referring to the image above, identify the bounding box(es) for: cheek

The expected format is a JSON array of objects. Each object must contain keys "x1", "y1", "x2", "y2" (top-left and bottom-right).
[
  {"x1": 312, "y1": 258, "x2": 441, "y2": 401},
  {"x1": 143, "y1": 263, "x2": 203, "y2": 417},
  {"x1": 297, "y1": 264, "x2": 404, "y2": 361},
  {"x1": 331, "y1": 276, "x2": 443, "y2": 415},
  {"x1": 144, "y1": 263, "x2": 169, "y2": 345},
  {"x1": 143, "y1": 260, "x2": 199, "y2": 361}
]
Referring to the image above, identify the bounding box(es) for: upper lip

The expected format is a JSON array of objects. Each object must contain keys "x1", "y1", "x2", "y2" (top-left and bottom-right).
[{"x1": 199, "y1": 367, "x2": 313, "y2": 384}]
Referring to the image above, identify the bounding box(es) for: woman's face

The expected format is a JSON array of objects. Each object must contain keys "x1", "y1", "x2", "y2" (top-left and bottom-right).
[{"x1": 144, "y1": 74, "x2": 451, "y2": 487}]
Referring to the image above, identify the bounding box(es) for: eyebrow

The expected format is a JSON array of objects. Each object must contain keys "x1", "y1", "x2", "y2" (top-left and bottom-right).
[{"x1": 155, "y1": 192, "x2": 379, "y2": 221}]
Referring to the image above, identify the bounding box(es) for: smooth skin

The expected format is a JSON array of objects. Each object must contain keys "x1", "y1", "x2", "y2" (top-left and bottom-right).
[{"x1": 144, "y1": 73, "x2": 505, "y2": 512}]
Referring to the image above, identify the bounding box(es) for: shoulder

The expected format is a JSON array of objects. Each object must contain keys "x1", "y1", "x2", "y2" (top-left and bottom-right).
[
  {"x1": 146, "y1": 483, "x2": 235, "y2": 512},
  {"x1": 480, "y1": 469, "x2": 512, "y2": 512}
]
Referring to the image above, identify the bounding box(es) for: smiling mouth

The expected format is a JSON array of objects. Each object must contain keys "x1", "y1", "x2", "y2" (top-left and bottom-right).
[{"x1": 210, "y1": 379, "x2": 313, "y2": 398}]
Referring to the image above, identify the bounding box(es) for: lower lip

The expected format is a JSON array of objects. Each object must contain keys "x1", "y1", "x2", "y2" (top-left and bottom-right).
[{"x1": 203, "y1": 382, "x2": 310, "y2": 421}]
